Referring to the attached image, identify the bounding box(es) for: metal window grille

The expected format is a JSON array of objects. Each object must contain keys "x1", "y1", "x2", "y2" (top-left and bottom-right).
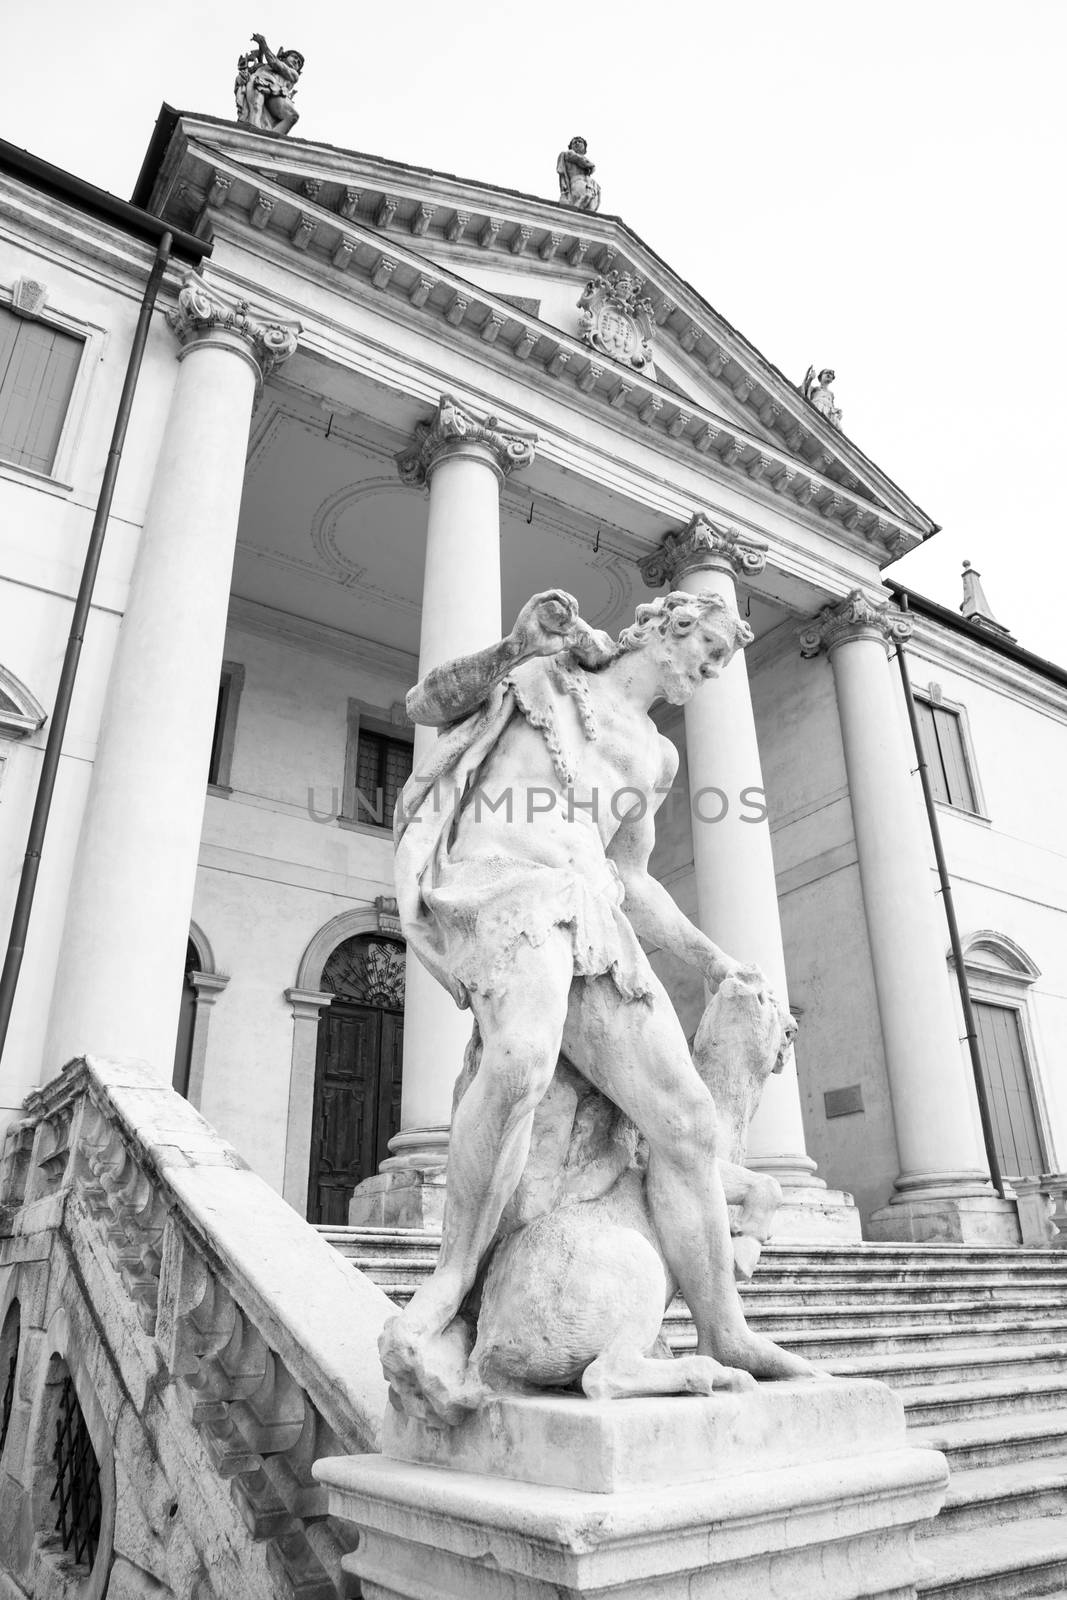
[
  {"x1": 354, "y1": 731, "x2": 413, "y2": 825},
  {"x1": 50, "y1": 1373, "x2": 101, "y2": 1568},
  {"x1": 0, "y1": 1327, "x2": 17, "y2": 1458}
]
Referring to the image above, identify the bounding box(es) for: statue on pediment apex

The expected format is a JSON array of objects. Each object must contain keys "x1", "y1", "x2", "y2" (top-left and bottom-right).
[
  {"x1": 557, "y1": 136, "x2": 602, "y2": 213},
  {"x1": 802, "y1": 366, "x2": 843, "y2": 429},
  {"x1": 235, "y1": 33, "x2": 304, "y2": 135},
  {"x1": 578, "y1": 271, "x2": 656, "y2": 374}
]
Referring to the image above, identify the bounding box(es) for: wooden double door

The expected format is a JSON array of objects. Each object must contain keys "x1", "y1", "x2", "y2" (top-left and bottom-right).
[{"x1": 307, "y1": 976, "x2": 404, "y2": 1225}]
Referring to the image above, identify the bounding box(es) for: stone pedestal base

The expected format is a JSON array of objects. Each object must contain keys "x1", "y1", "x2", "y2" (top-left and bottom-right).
[
  {"x1": 867, "y1": 1191, "x2": 1022, "y2": 1245},
  {"x1": 768, "y1": 1185, "x2": 863, "y2": 1242},
  {"x1": 348, "y1": 1167, "x2": 447, "y2": 1229},
  {"x1": 315, "y1": 1381, "x2": 947, "y2": 1599}
]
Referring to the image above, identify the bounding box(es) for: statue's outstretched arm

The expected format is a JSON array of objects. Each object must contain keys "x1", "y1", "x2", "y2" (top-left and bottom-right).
[
  {"x1": 406, "y1": 589, "x2": 612, "y2": 727},
  {"x1": 611, "y1": 753, "x2": 756, "y2": 990}
]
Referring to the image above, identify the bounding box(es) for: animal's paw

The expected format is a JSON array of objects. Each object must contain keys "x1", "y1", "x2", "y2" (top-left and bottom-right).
[
  {"x1": 379, "y1": 1314, "x2": 482, "y2": 1428},
  {"x1": 675, "y1": 1354, "x2": 757, "y2": 1396}
]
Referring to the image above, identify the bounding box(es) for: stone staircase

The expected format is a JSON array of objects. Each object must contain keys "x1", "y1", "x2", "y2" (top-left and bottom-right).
[{"x1": 321, "y1": 1228, "x2": 1067, "y2": 1600}]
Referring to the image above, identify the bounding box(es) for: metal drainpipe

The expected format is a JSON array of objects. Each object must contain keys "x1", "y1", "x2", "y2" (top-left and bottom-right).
[
  {"x1": 894, "y1": 592, "x2": 1007, "y2": 1199},
  {"x1": 0, "y1": 231, "x2": 174, "y2": 1065}
]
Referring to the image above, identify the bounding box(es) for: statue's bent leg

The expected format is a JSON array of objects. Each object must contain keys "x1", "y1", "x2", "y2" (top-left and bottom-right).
[
  {"x1": 380, "y1": 934, "x2": 574, "y2": 1416},
  {"x1": 564, "y1": 976, "x2": 816, "y2": 1382}
]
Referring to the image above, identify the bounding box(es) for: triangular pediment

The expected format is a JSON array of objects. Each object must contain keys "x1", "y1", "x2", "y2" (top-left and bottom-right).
[{"x1": 138, "y1": 111, "x2": 936, "y2": 558}]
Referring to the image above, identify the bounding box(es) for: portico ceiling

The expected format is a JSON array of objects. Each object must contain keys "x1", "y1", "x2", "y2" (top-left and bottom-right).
[{"x1": 235, "y1": 380, "x2": 787, "y2": 662}]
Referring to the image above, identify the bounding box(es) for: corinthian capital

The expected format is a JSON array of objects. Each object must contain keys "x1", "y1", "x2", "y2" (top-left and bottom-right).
[
  {"x1": 396, "y1": 394, "x2": 537, "y2": 486},
  {"x1": 166, "y1": 274, "x2": 300, "y2": 381},
  {"x1": 640, "y1": 513, "x2": 768, "y2": 589},
  {"x1": 799, "y1": 589, "x2": 912, "y2": 658}
]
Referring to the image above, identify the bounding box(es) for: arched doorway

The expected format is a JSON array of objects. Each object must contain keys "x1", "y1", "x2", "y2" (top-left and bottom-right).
[{"x1": 307, "y1": 934, "x2": 405, "y2": 1225}]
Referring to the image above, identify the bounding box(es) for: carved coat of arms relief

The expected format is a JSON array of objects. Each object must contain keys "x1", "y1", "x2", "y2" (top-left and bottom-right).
[{"x1": 577, "y1": 272, "x2": 656, "y2": 375}]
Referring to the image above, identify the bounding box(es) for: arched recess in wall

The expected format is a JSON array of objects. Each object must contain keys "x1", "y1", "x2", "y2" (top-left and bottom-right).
[
  {"x1": 24, "y1": 1306, "x2": 116, "y2": 1600},
  {"x1": 171, "y1": 919, "x2": 229, "y2": 1108},
  {"x1": 284, "y1": 904, "x2": 405, "y2": 1215},
  {"x1": 952, "y1": 930, "x2": 1052, "y2": 1179},
  {"x1": 0, "y1": 664, "x2": 46, "y2": 741}
]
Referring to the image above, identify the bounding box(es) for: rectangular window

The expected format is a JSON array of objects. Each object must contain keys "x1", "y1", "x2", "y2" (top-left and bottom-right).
[
  {"x1": 913, "y1": 697, "x2": 978, "y2": 812},
  {"x1": 0, "y1": 306, "x2": 83, "y2": 474},
  {"x1": 351, "y1": 730, "x2": 413, "y2": 827}
]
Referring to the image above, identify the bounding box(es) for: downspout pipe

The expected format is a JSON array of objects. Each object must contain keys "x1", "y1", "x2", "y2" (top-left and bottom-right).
[
  {"x1": 893, "y1": 592, "x2": 1007, "y2": 1200},
  {"x1": 0, "y1": 231, "x2": 176, "y2": 1065}
]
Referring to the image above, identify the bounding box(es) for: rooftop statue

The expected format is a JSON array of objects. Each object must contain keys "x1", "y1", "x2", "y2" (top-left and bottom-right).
[
  {"x1": 802, "y1": 366, "x2": 843, "y2": 429},
  {"x1": 380, "y1": 589, "x2": 818, "y2": 1426},
  {"x1": 234, "y1": 34, "x2": 304, "y2": 136},
  {"x1": 557, "y1": 136, "x2": 602, "y2": 213}
]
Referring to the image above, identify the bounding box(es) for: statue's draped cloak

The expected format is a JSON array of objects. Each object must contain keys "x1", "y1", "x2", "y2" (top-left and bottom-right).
[{"x1": 394, "y1": 664, "x2": 653, "y2": 1007}]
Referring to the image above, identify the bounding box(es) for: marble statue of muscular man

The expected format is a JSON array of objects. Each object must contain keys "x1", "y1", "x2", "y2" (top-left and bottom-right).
[{"x1": 382, "y1": 588, "x2": 816, "y2": 1420}]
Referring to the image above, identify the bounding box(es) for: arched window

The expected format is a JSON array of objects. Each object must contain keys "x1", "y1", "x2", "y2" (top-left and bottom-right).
[
  {"x1": 307, "y1": 935, "x2": 405, "y2": 1225},
  {"x1": 171, "y1": 939, "x2": 199, "y2": 1098}
]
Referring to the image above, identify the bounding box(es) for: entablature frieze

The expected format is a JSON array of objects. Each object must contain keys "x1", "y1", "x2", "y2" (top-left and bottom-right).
[{"x1": 150, "y1": 131, "x2": 930, "y2": 558}]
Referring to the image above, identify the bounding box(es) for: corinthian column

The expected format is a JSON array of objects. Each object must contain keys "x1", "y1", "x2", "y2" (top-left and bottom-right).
[
  {"x1": 46, "y1": 277, "x2": 298, "y2": 1075},
  {"x1": 349, "y1": 396, "x2": 535, "y2": 1228},
  {"x1": 642, "y1": 518, "x2": 860, "y2": 1241},
  {"x1": 801, "y1": 592, "x2": 1017, "y2": 1243}
]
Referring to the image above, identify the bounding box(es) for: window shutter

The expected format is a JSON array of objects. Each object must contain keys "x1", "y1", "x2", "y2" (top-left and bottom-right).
[
  {"x1": 931, "y1": 705, "x2": 976, "y2": 811},
  {"x1": 912, "y1": 698, "x2": 950, "y2": 804},
  {"x1": 0, "y1": 308, "x2": 82, "y2": 473}
]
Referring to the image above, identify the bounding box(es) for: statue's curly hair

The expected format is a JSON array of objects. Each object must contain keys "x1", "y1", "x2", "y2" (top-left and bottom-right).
[{"x1": 617, "y1": 590, "x2": 753, "y2": 654}]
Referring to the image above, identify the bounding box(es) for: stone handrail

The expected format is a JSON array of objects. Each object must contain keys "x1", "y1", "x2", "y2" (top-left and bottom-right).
[{"x1": 0, "y1": 1054, "x2": 394, "y2": 1598}]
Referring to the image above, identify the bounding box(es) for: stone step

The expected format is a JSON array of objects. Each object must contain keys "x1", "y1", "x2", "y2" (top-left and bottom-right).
[
  {"x1": 831, "y1": 1342, "x2": 1067, "y2": 1391},
  {"x1": 900, "y1": 1375, "x2": 1067, "y2": 1427},
  {"x1": 912, "y1": 1410, "x2": 1067, "y2": 1472},
  {"x1": 668, "y1": 1316, "x2": 1067, "y2": 1361},
  {"x1": 319, "y1": 1228, "x2": 1067, "y2": 1274},
  {"x1": 918, "y1": 1516, "x2": 1067, "y2": 1599},
  {"x1": 922, "y1": 1457, "x2": 1067, "y2": 1536},
  {"x1": 316, "y1": 1244, "x2": 1067, "y2": 1310}
]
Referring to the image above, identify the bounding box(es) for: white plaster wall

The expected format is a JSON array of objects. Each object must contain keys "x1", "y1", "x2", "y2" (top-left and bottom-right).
[
  {"x1": 190, "y1": 622, "x2": 411, "y2": 1192},
  {"x1": 904, "y1": 628, "x2": 1067, "y2": 1173},
  {"x1": 0, "y1": 196, "x2": 182, "y2": 1126}
]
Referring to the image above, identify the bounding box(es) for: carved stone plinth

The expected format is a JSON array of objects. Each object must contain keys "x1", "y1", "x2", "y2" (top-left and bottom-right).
[{"x1": 315, "y1": 1381, "x2": 947, "y2": 1599}]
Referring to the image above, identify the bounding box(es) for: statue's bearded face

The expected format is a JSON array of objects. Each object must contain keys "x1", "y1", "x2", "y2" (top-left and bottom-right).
[{"x1": 654, "y1": 616, "x2": 742, "y2": 705}]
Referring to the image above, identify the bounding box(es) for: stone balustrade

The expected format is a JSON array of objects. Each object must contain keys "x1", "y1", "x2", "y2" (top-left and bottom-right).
[{"x1": 0, "y1": 1055, "x2": 394, "y2": 1599}]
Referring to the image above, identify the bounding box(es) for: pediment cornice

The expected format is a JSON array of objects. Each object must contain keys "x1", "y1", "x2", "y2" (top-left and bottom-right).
[{"x1": 144, "y1": 114, "x2": 934, "y2": 559}]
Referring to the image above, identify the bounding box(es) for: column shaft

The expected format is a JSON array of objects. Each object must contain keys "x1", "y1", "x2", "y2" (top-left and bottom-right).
[
  {"x1": 45, "y1": 280, "x2": 297, "y2": 1075},
  {"x1": 397, "y1": 449, "x2": 504, "y2": 1148},
  {"x1": 676, "y1": 565, "x2": 815, "y2": 1181},
  {"x1": 829, "y1": 634, "x2": 987, "y2": 1187},
  {"x1": 803, "y1": 591, "x2": 1017, "y2": 1243}
]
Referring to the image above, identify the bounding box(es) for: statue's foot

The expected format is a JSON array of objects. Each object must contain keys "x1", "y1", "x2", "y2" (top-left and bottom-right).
[{"x1": 379, "y1": 1313, "x2": 483, "y2": 1428}]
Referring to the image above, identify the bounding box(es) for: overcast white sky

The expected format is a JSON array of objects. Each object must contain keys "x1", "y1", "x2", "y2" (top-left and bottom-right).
[{"x1": 6, "y1": 0, "x2": 1065, "y2": 661}]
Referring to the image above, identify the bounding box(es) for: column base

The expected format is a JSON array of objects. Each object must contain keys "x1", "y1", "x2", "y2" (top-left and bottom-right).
[
  {"x1": 348, "y1": 1167, "x2": 447, "y2": 1230},
  {"x1": 868, "y1": 1191, "x2": 1022, "y2": 1246},
  {"x1": 766, "y1": 1185, "x2": 864, "y2": 1243},
  {"x1": 314, "y1": 1382, "x2": 947, "y2": 1599}
]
